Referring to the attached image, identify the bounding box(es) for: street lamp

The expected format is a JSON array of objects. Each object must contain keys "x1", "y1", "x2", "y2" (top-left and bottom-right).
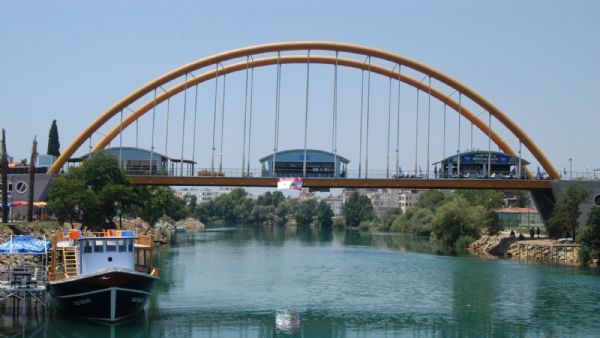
[{"x1": 569, "y1": 158, "x2": 573, "y2": 180}]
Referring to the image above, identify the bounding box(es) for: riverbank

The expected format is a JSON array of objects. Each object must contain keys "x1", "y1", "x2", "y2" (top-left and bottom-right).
[{"x1": 469, "y1": 233, "x2": 599, "y2": 267}]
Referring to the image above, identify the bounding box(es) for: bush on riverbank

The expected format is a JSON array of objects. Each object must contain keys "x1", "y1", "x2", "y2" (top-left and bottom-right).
[
  {"x1": 577, "y1": 207, "x2": 600, "y2": 265},
  {"x1": 371, "y1": 190, "x2": 501, "y2": 251}
]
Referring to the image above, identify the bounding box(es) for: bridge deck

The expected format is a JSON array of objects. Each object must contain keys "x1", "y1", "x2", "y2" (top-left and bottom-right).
[{"x1": 128, "y1": 176, "x2": 553, "y2": 190}]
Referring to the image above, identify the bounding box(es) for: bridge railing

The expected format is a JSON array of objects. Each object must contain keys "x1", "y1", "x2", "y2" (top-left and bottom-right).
[{"x1": 126, "y1": 167, "x2": 583, "y2": 181}]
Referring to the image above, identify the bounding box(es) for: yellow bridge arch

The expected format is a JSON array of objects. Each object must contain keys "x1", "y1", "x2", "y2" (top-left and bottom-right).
[{"x1": 49, "y1": 41, "x2": 558, "y2": 179}]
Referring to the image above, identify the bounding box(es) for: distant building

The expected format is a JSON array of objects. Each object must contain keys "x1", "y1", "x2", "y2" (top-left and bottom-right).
[
  {"x1": 365, "y1": 189, "x2": 399, "y2": 216},
  {"x1": 435, "y1": 151, "x2": 529, "y2": 179},
  {"x1": 397, "y1": 190, "x2": 427, "y2": 212},
  {"x1": 497, "y1": 207, "x2": 543, "y2": 228},
  {"x1": 321, "y1": 195, "x2": 343, "y2": 216},
  {"x1": 340, "y1": 189, "x2": 400, "y2": 216},
  {"x1": 259, "y1": 149, "x2": 349, "y2": 178},
  {"x1": 175, "y1": 187, "x2": 234, "y2": 204},
  {"x1": 69, "y1": 147, "x2": 195, "y2": 176}
]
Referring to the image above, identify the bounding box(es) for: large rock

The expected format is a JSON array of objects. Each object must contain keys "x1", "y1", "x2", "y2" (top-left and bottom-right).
[{"x1": 468, "y1": 235, "x2": 516, "y2": 257}]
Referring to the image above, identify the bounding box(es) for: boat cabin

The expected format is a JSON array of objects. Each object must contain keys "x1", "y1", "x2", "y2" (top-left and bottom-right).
[{"x1": 48, "y1": 230, "x2": 157, "y2": 281}]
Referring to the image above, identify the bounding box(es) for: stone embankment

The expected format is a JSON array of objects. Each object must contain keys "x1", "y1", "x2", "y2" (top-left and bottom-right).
[{"x1": 469, "y1": 234, "x2": 590, "y2": 266}]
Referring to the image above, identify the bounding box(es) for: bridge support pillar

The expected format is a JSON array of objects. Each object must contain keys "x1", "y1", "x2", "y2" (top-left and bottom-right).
[{"x1": 531, "y1": 181, "x2": 600, "y2": 227}]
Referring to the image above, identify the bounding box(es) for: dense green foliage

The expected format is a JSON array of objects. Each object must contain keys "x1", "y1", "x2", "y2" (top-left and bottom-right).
[
  {"x1": 132, "y1": 186, "x2": 188, "y2": 226},
  {"x1": 194, "y1": 189, "x2": 334, "y2": 228},
  {"x1": 48, "y1": 153, "x2": 187, "y2": 230},
  {"x1": 547, "y1": 184, "x2": 590, "y2": 238},
  {"x1": 431, "y1": 197, "x2": 486, "y2": 248},
  {"x1": 317, "y1": 200, "x2": 334, "y2": 228},
  {"x1": 48, "y1": 153, "x2": 134, "y2": 230},
  {"x1": 576, "y1": 207, "x2": 600, "y2": 264},
  {"x1": 342, "y1": 192, "x2": 375, "y2": 227},
  {"x1": 414, "y1": 190, "x2": 446, "y2": 211},
  {"x1": 47, "y1": 120, "x2": 60, "y2": 156},
  {"x1": 372, "y1": 189, "x2": 503, "y2": 250},
  {"x1": 454, "y1": 190, "x2": 503, "y2": 210}
]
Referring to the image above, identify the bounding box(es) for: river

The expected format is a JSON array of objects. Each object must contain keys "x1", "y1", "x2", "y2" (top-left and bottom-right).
[{"x1": 2, "y1": 226, "x2": 600, "y2": 337}]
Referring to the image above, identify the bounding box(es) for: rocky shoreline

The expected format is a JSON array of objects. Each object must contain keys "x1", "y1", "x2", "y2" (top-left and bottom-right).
[{"x1": 469, "y1": 234, "x2": 598, "y2": 267}]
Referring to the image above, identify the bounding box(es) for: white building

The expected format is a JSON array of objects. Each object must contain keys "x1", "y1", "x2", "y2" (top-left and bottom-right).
[
  {"x1": 397, "y1": 190, "x2": 427, "y2": 213},
  {"x1": 175, "y1": 187, "x2": 234, "y2": 203},
  {"x1": 321, "y1": 195, "x2": 344, "y2": 216}
]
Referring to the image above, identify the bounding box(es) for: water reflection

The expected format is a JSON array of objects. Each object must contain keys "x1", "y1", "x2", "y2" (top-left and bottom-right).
[
  {"x1": 3, "y1": 226, "x2": 600, "y2": 337},
  {"x1": 0, "y1": 310, "x2": 149, "y2": 338}
]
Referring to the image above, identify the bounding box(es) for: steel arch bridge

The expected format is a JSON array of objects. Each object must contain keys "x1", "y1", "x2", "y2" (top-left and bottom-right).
[{"x1": 48, "y1": 41, "x2": 559, "y2": 193}]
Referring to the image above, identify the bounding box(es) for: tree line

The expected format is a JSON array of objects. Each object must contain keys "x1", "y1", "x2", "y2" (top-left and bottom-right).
[
  {"x1": 193, "y1": 189, "x2": 335, "y2": 228},
  {"x1": 374, "y1": 190, "x2": 503, "y2": 251},
  {"x1": 48, "y1": 153, "x2": 189, "y2": 230}
]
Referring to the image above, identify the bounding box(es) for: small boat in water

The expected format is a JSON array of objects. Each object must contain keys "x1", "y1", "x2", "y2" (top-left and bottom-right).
[{"x1": 47, "y1": 230, "x2": 159, "y2": 322}]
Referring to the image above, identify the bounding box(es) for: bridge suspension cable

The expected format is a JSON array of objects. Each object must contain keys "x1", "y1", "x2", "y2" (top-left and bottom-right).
[
  {"x1": 219, "y1": 73, "x2": 226, "y2": 173},
  {"x1": 273, "y1": 52, "x2": 282, "y2": 177},
  {"x1": 396, "y1": 64, "x2": 401, "y2": 176},
  {"x1": 365, "y1": 56, "x2": 371, "y2": 178},
  {"x1": 211, "y1": 65, "x2": 219, "y2": 173},
  {"x1": 358, "y1": 68, "x2": 364, "y2": 178},
  {"x1": 246, "y1": 66, "x2": 254, "y2": 176},
  {"x1": 457, "y1": 92, "x2": 462, "y2": 177},
  {"x1": 302, "y1": 50, "x2": 311, "y2": 177},
  {"x1": 426, "y1": 76, "x2": 432, "y2": 179},
  {"x1": 150, "y1": 88, "x2": 157, "y2": 175},
  {"x1": 332, "y1": 51, "x2": 339, "y2": 178},
  {"x1": 119, "y1": 109, "x2": 123, "y2": 167},
  {"x1": 415, "y1": 87, "x2": 420, "y2": 176},
  {"x1": 241, "y1": 56, "x2": 250, "y2": 177},
  {"x1": 386, "y1": 75, "x2": 392, "y2": 178},
  {"x1": 180, "y1": 74, "x2": 188, "y2": 176},
  {"x1": 191, "y1": 79, "x2": 199, "y2": 175}
]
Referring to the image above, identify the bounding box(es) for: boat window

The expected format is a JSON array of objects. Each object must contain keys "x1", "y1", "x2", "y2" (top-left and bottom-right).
[
  {"x1": 83, "y1": 240, "x2": 92, "y2": 253},
  {"x1": 94, "y1": 240, "x2": 104, "y2": 253},
  {"x1": 128, "y1": 240, "x2": 134, "y2": 252},
  {"x1": 118, "y1": 240, "x2": 126, "y2": 252},
  {"x1": 106, "y1": 240, "x2": 117, "y2": 252}
]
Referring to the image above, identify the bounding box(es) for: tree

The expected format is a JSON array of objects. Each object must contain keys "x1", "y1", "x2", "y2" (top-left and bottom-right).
[
  {"x1": 513, "y1": 191, "x2": 530, "y2": 208},
  {"x1": 135, "y1": 186, "x2": 187, "y2": 227},
  {"x1": 47, "y1": 120, "x2": 60, "y2": 156},
  {"x1": 484, "y1": 210, "x2": 502, "y2": 235},
  {"x1": 316, "y1": 200, "x2": 334, "y2": 228},
  {"x1": 27, "y1": 137, "x2": 38, "y2": 222},
  {"x1": 377, "y1": 208, "x2": 402, "y2": 231},
  {"x1": 1, "y1": 129, "x2": 8, "y2": 223},
  {"x1": 577, "y1": 207, "x2": 600, "y2": 264},
  {"x1": 431, "y1": 197, "x2": 484, "y2": 248},
  {"x1": 415, "y1": 190, "x2": 446, "y2": 211},
  {"x1": 342, "y1": 192, "x2": 374, "y2": 227},
  {"x1": 295, "y1": 199, "x2": 317, "y2": 226},
  {"x1": 48, "y1": 172, "x2": 102, "y2": 228},
  {"x1": 48, "y1": 152, "x2": 136, "y2": 230},
  {"x1": 547, "y1": 184, "x2": 590, "y2": 239},
  {"x1": 455, "y1": 190, "x2": 503, "y2": 210}
]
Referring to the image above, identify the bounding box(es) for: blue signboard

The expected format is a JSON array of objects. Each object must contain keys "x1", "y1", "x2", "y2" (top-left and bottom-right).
[{"x1": 459, "y1": 152, "x2": 513, "y2": 164}]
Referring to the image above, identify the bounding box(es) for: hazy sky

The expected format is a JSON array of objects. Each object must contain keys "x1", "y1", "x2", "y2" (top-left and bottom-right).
[{"x1": 1, "y1": 0, "x2": 599, "y2": 176}]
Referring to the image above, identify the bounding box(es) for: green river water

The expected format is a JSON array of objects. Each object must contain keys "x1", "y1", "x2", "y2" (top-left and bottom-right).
[{"x1": 2, "y1": 226, "x2": 600, "y2": 337}]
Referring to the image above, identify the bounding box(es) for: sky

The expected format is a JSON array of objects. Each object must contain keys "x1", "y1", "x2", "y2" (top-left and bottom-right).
[{"x1": 1, "y1": 0, "x2": 599, "y2": 177}]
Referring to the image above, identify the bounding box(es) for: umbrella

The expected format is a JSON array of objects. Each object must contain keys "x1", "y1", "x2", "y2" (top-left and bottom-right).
[
  {"x1": 33, "y1": 201, "x2": 48, "y2": 207},
  {"x1": 536, "y1": 167, "x2": 543, "y2": 179},
  {"x1": 11, "y1": 201, "x2": 28, "y2": 206}
]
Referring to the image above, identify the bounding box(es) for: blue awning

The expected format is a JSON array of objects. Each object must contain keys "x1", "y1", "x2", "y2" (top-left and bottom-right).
[{"x1": 0, "y1": 235, "x2": 50, "y2": 255}]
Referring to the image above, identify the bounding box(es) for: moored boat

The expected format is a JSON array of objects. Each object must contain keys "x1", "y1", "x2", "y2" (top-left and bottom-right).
[{"x1": 47, "y1": 230, "x2": 159, "y2": 322}]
